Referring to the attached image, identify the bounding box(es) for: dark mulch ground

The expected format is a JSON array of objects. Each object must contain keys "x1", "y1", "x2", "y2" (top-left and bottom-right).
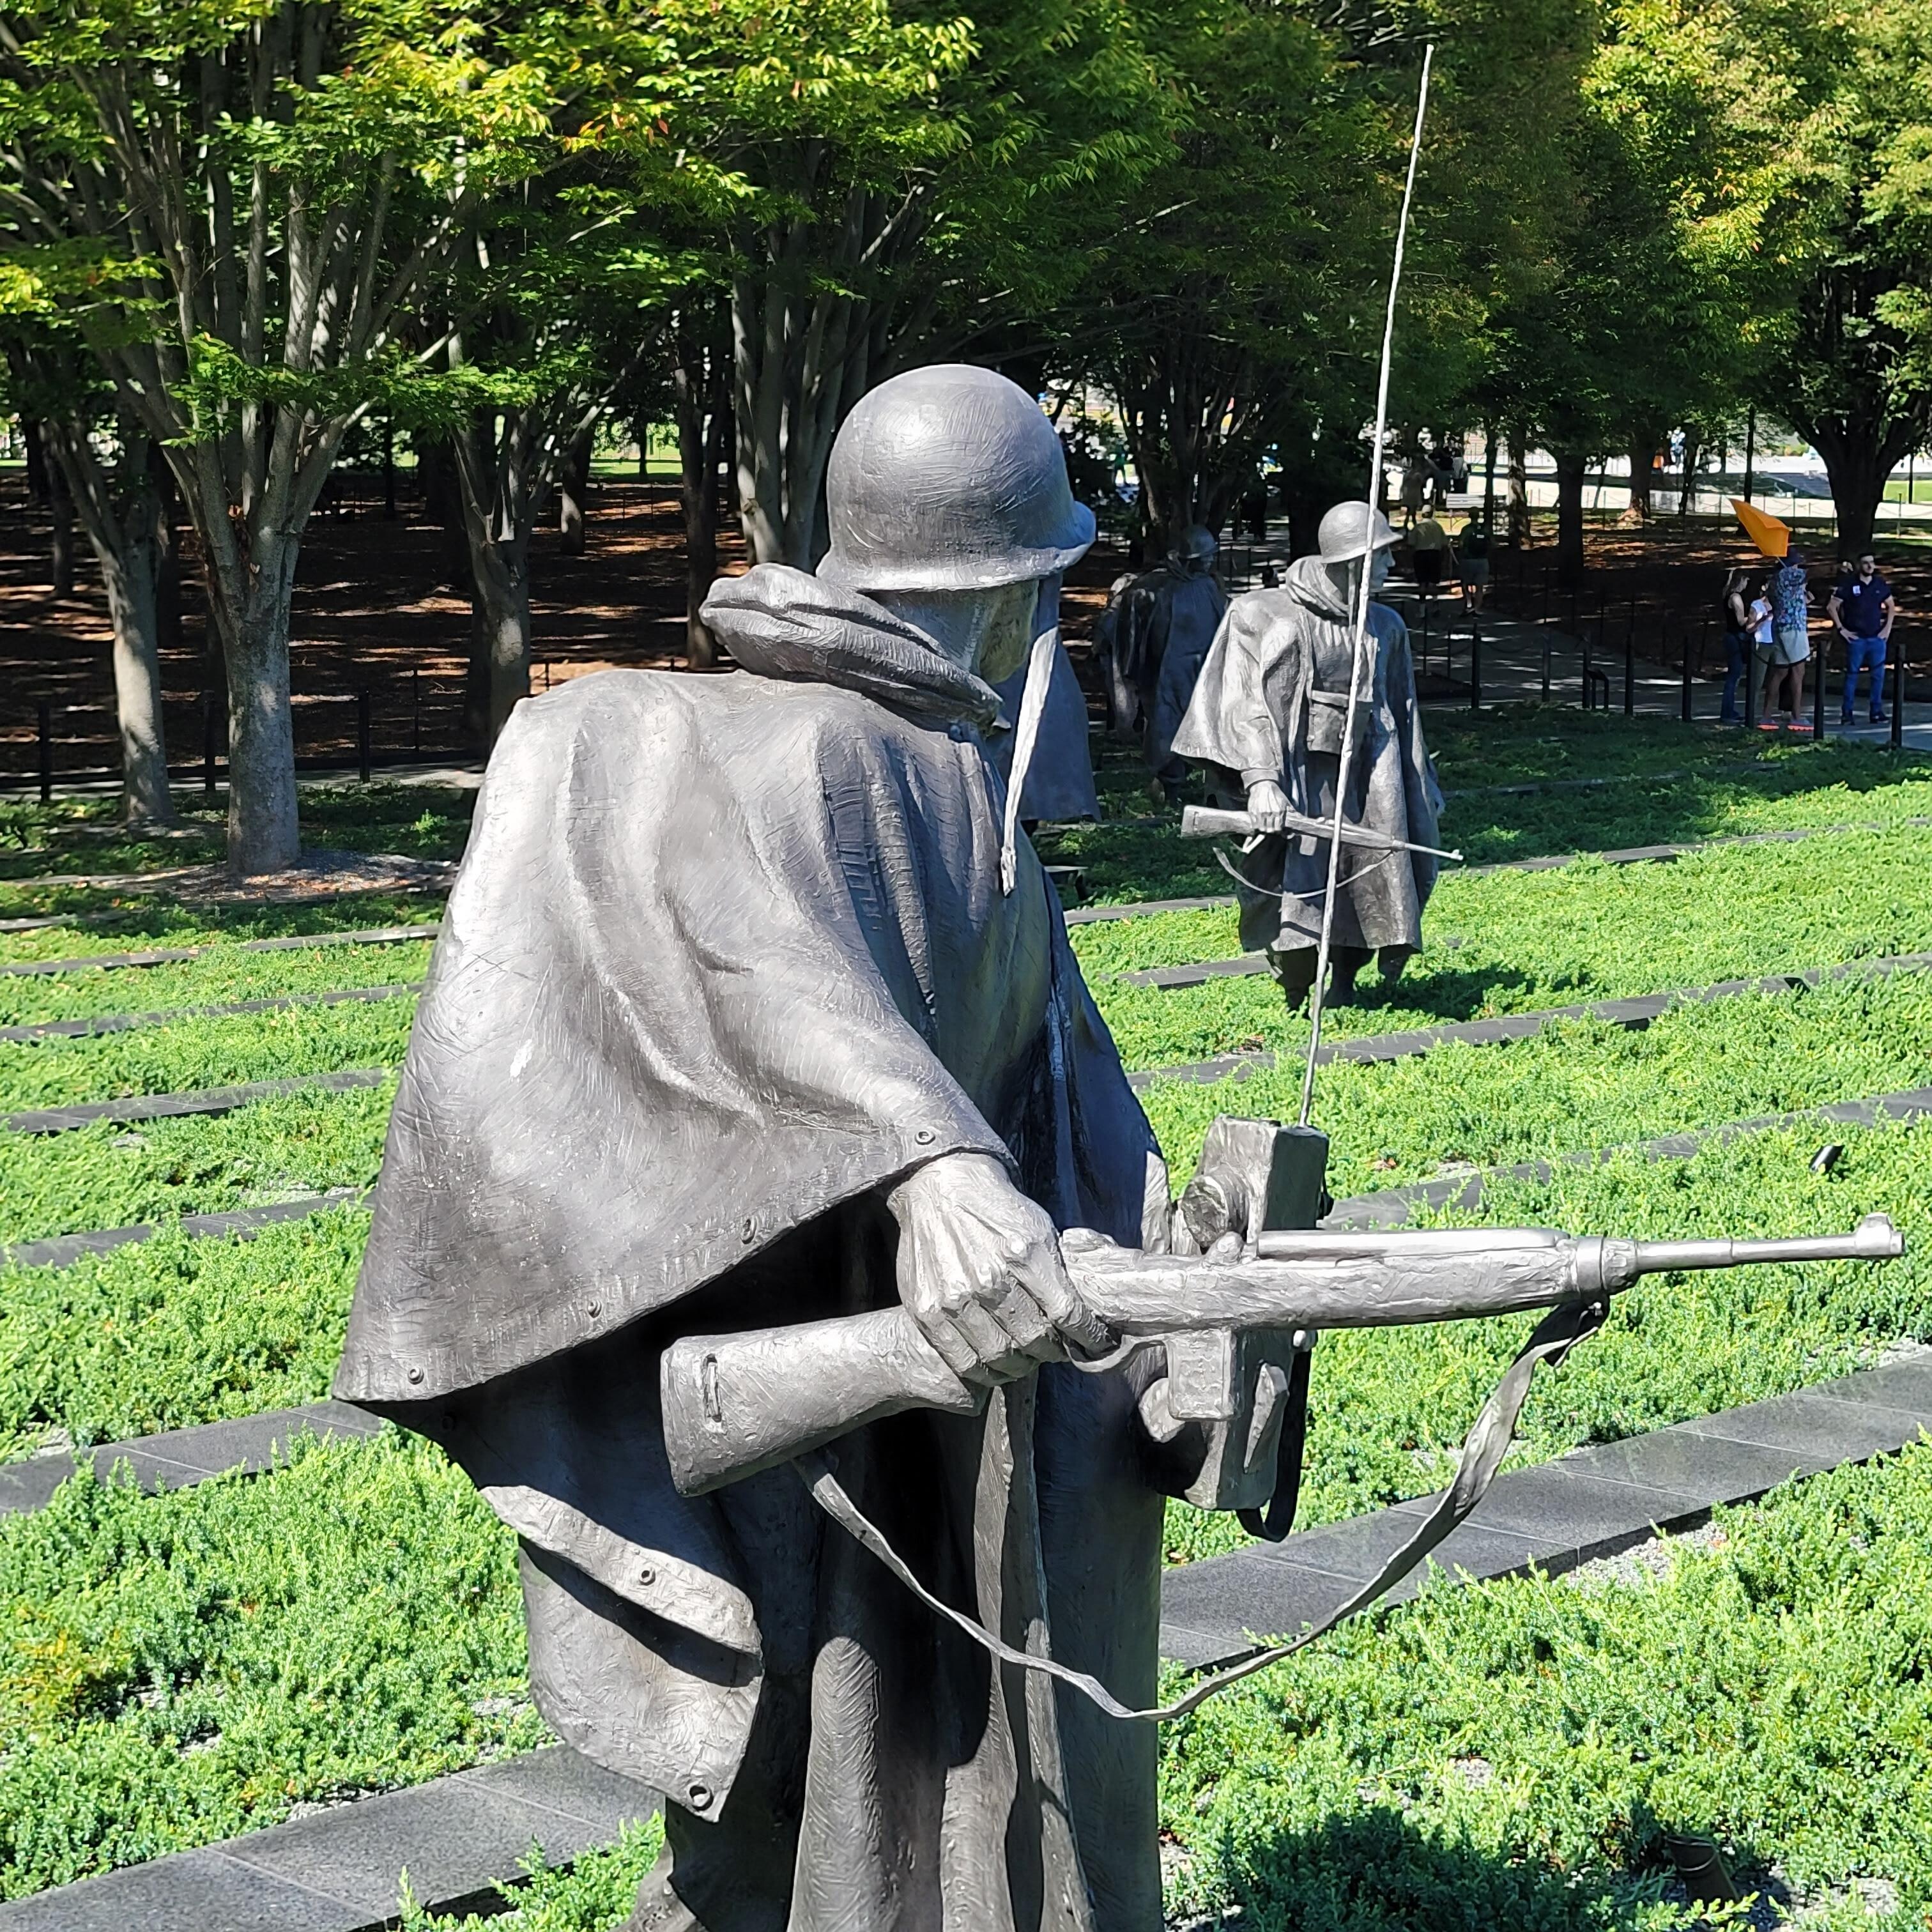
[{"x1": 3, "y1": 477, "x2": 1921, "y2": 785}]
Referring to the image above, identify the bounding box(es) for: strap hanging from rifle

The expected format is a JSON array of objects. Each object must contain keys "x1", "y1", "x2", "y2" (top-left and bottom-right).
[
  {"x1": 1239, "y1": 1342, "x2": 1314, "y2": 1543},
  {"x1": 793, "y1": 1292, "x2": 1604, "y2": 1725}
]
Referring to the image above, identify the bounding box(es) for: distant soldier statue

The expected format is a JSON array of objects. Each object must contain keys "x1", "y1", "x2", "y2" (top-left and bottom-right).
[
  {"x1": 1172, "y1": 501, "x2": 1443, "y2": 1008},
  {"x1": 1094, "y1": 525, "x2": 1227, "y2": 801}
]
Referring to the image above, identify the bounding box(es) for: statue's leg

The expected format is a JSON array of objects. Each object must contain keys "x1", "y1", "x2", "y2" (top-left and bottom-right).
[
  {"x1": 1326, "y1": 945, "x2": 1371, "y2": 1005},
  {"x1": 1267, "y1": 945, "x2": 1319, "y2": 1010},
  {"x1": 1376, "y1": 944, "x2": 1416, "y2": 986},
  {"x1": 623, "y1": 1671, "x2": 808, "y2": 1932}
]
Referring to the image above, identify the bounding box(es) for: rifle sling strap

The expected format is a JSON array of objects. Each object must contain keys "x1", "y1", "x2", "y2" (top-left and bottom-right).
[
  {"x1": 1239, "y1": 1342, "x2": 1314, "y2": 1543},
  {"x1": 793, "y1": 1294, "x2": 1606, "y2": 1725}
]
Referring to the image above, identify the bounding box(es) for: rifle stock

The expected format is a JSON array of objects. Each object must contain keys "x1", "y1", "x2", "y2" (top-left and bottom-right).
[{"x1": 660, "y1": 1216, "x2": 1901, "y2": 1496}]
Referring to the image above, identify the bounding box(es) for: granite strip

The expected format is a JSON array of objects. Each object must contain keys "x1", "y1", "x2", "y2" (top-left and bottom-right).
[
  {"x1": 0, "y1": 983, "x2": 419, "y2": 1045},
  {"x1": 0, "y1": 1746, "x2": 659, "y2": 1932},
  {"x1": 6, "y1": 1068, "x2": 392, "y2": 1134},
  {"x1": 1158, "y1": 1360, "x2": 1932, "y2": 1669},
  {"x1": 0, "y1": 924, "x2": 438, "y2": 979},
  {"x1": 0, "y1": 1401, "x2": 385, "y2": 1517},
  {"x1": 1, "y1": 1188, "x2": 369, "y2": 1271}
]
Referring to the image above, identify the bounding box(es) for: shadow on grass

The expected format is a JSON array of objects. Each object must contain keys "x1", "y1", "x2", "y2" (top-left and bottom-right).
[{"x1": 1170, "y1": 1807, "x2": 1704, "y2": 1932}]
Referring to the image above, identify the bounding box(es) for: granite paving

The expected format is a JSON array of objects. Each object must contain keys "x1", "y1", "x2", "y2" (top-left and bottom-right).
[
  {"x1": 0, "y1": 924, "x2": 438, "y2": 978},
  {"x1": 0, "y1": 983, "x2": 418, "y2": 1045},
  {"x1": 5, "y1": 1068, "x2": 392, "y2": 1134}
]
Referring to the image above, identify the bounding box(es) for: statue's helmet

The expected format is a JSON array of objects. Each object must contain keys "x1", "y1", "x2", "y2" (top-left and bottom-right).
[
  {"x1": 818, "y1": 364, "x2": 1096, "y2": 593},
  {"x1": 1317, "y1": 500, "x2": 1400, "y2": 564},
  {"x1": 1169, "y1": 524, "x2": 1218, "y2": 573}
]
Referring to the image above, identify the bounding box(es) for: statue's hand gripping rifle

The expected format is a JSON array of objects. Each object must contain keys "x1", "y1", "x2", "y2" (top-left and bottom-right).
[{"x1": 662, "y1": 1215, "x2": 1903, "y2": 1498}]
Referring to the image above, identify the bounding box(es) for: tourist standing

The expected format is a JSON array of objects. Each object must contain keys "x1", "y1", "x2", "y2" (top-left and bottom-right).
[
  {"x1": 1409, "y1": 507, "x2": 1452, "y2": 600},
  {"x1": 1721, "y1": 566, "x2": 1754, "y2": 723},
  {"x1": 1455, "y1": 512, "x2": 1492, "y2": 613},
  {"x1": 1760, "y1": 549, "x2": 1812, "y2": 729},
  {"x1": 1400, "y1": 456, "x2": 1427, "y2": 530},
  {"x1": 1827, "y1": 550, "x2": 1894, "y2": 724}
]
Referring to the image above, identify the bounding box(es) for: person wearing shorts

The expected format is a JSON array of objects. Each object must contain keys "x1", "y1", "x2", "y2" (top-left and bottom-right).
[
  {"x1": 1757, "y1": 549, "x2": 1812, "y2": 729},
  {"x1": 1409, "y1": 509, "x2": 1451, "y2": 596},
  {"x1": 1455, "y1": 513, "x2": 1492, "y2": 612}
]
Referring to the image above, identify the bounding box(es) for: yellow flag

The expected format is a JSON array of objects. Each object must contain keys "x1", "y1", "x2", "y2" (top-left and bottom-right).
[{"x1": 1732, "y1": 498, "x2": 1790, "y2": 557}]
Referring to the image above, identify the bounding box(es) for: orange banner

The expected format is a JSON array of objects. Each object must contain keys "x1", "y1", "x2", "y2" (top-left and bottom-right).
[{"x1": 1732, "y1": 498, "x2": 1790, "y2": 558}]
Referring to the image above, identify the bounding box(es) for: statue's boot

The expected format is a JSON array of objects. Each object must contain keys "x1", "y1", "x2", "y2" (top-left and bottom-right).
[
  {"x1": 1326, "y1": 945, "x2": 1372, "y2": 1007},
  {"x1": 1268, "y1": 945, "x2": 1319, "y2": 1011},
  {"x1": 1376, "y1": 944, "x2": 1416, "y2": 987}
]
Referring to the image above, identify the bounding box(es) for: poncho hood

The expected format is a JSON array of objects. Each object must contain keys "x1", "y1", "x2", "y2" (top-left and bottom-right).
[
  {"x1": 703, "y1": 563, "x2": 1002, "y2": 728},
  {"x1": 1284, "y1": 553, "x2": 1354, "y2": 623}
]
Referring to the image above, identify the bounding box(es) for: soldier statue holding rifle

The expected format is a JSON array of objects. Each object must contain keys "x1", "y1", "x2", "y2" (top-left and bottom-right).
[
  {"x1": 1173, "y1": 501, "x2": 1442, "y2": 1009},
  {"x1": 334, "y1": 370, "x2": 1901, "y2": 1932}
]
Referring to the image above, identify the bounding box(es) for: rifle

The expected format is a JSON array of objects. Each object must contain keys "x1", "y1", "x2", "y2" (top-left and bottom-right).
[
  {"x1": 1181, "y1": 802, "x2": 1462, "y2": 862},
  {"x1": 661, "y1": 1213, "x2": 1903, "y2": 1496}
]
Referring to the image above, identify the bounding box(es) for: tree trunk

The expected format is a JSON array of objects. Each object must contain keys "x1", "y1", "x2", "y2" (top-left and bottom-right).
[
  {"x1": 1625, "y1": 440, "x2": 1655, "y2": 520},
  {"x1": 452, "y1": 418, "x2": 535, "y2": 746},
  {"x1": 558, "y1": 425, "x2": 592, "y2": 556},
  {"x1": 1554, "y1": 450, "x2": 1588, "y2": 589},
  {"x1": 675, "y1": 337, "x2": 732, "y2": 669},
  {"x1": 1506, "y1": 431, "x2": 1531, "y2": 547},
  {"x1": 46, "y1": 440, "x2": 73, "y2": 599},
  {"x1": 43, "y1": 420, "x2": 175, "y2": 827},
  {"x1": 1813, "y1": 429, "x2": 1904, "y2": 559},
  {"x1": 206, "y1": 548, "x2": 302, "y2": 875}
]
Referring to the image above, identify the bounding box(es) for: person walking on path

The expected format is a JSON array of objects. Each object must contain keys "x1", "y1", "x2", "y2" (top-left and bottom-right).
[
  {"x1": 1828, "y1": 551, "x2": 1894, "y2": 724},
  {"x1": 1758, "y1": 548, "x2": 1812, "y2": 730},
  {"x1": 1409, "y1": 507, "x2": 1452, "y2": 601},
  {"x1": 1454, "y1": 511, "x2": 1491, "y2": 613},
  {"x1": 1721, "y1": 565, "x2": 1755, "y2": 723},
  {"x1": 1400, "y1": 456, "x2": 1427, "y2": 530}
]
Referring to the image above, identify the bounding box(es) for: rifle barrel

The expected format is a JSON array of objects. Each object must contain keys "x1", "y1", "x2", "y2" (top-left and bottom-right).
[{"x1": 1630, "y1": 1213, "x2": 1903, "y2": 1276}]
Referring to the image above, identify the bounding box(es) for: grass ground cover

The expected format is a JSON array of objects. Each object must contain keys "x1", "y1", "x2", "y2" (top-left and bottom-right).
[
  {"x1": 1166, "y1": 1115, "x2": 1932, "y2": 1565},
  {"x1": 1084, "y1": 824, "x2": 1932, "y2": 1068},
  {"x1": 1160, "y1": 1445, "x2": 1932, "y2": 1931},
  {"x1": 0, "y1": 999, "x2": 418, "y2": 1112},
  {"x1": 0, "y1": 1084, "x2": 393, "y2": 1246},
  {"x1": 1043, "y1": 721, "x2": 1932, "y2": 903},
  {"x1": 401, "y1": 1452, "x2": 1932, "y2": 1932},
  {"x1": 0, "y1": 895, "x2": 441, "y2": 963},
  {"x1": 0, "y1": 940, "x2": 433, "y2": 1029},
  {"x1": 1142, "y1": 971, "x2": 1932, "y2": 1199},
  {"x1": 0, "y1": 783, "x2": 479, "y2": 884},
  {"x1": 0, "y1": 1210, "x2": 367, "y2": 1459},
  {"x1": 0, "y1": 1429, "x2": 544, "y2": 1902}
]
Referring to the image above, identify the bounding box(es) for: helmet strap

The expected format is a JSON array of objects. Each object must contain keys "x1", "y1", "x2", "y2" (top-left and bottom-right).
[{"x1": 999, "y1": 574, "x2": 1060, "y2": 894}]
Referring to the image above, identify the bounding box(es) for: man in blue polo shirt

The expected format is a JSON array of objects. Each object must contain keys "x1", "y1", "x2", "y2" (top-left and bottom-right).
[{"x1": 1828, "y1": 551, "x2": 1895, "y2": 724}]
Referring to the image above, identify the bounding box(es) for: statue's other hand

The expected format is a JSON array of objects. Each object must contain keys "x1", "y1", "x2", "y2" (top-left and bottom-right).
[
  {"x1": 887, "y1": 1152, "x2": 1112, "y2": 1387},
  {"x1": 1245, "y1": 779, "x2": 1291, "y2": 832}
]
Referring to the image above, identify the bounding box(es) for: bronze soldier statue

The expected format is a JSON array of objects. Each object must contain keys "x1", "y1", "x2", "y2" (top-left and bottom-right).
[
  {"x1": 1172, "y1": 501, "x2": 1441, "y2": 1008},
  {"x1": 1094, "y1": 526, "x2": 1228, "y2": 801},
  {"x1": 333, "y1": 365, "x2": 1292, "y2": 1932}
]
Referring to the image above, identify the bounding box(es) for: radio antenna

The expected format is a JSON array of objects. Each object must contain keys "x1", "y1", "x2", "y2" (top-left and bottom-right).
[{"x1": 1300, "y1": 43, "x2": 1436, "y2": 1128}]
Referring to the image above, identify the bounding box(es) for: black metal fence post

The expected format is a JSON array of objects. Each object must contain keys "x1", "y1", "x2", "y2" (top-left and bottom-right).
[
  {"x1": 1813, "y1": 635, "x2": 1827, "y2": 742},
  {"x1": 36, "y1": 700, "x2": 51, "y2": 804},
  {"x1": 1681, "y1": 631, "x2": 1693, "y2": 722},
  {"x1": 1624, "y1": 615, "x2": 1636, "y2": 717},
  {"x1": 1470, "y1": 618, "x2": 1482, "y2": 711},
  {"x1": 1892, "y1": 643, "x2": 1906, "y2": 750},
  {"x1": 203, "y1": 694, "x2": 218, "y2": 799},
  {"x1": 411, "y1": 669, "x2": 421, "y2": 756},
  {"x1": 1581, "y1": 614, "x2": 1593, "y2": 710},
  {"x1": 356, "y1": 688, "x2": 372, "y2": 783}
]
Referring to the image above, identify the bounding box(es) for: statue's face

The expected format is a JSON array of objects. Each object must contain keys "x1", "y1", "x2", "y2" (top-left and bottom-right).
[
  {"x1": 974, "y1": 578, "x2": 1044, "y2": 684},
  {"x1": 1368, "y1": 546, "x2": 1393, "y2": 595}
]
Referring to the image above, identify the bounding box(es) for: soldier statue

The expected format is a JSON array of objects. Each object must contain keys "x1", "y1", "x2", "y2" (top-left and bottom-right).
[
  {"x1": 1094, "y1": 525, "x2": 1227, "y2": 801},
  {"x1": 332, "y1": 365, "x2": 1291, "y2": 1932},
  {"x1": 1172, "y1": 502, "x2": 1443, "y2": 1008}
]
